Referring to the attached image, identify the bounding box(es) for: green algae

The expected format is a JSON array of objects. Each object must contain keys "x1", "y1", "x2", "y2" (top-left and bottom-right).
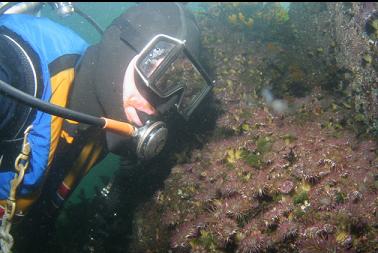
[
  {"x1": 256, "y1": 136, "x2": 273, "y2": 154},
  {"x1": 293, "y1": 191, "x2": 309, "y2": 205},
  {"x1": 241, "y1": 151, "x2": 263, "y2": 169}
]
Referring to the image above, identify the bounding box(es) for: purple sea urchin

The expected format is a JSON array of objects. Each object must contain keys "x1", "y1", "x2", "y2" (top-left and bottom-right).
[
  {"x1": 275, "y1": 220, "x2": 299, "y2": 243},
  {"x1": 216, "y1": 182, "x2": 242, "y2": 199},
  {"x1": 253, "y1": 184, "x2": 274, "y2": 202},
  {"x1": 236, "y1": 230, "x2": 267, "y2": 253},
  {"x1": 278, "y1": 180, "x2": 295, "y2": 194},
  {"x1": 262, "y1": 207, "x2": 283, "y2": 232},
  {"x1": 208, "y1": 196, "x2": 256, "y2": 226},
  {"x1": 207, "y1": 216, "x2": 238, "y2": 248},
  {"x1": 299, "y1": 235, "x2": 340, "y2": 253},
  {"x1": 170, "y1": 221, "x2": 202, "y2": 251},
  {"x1": 162, "y1": 209, "x2": 182, "y2": 228},
  {"x1": 348, "y1": 190, "x2": 362, "y2": 203}
]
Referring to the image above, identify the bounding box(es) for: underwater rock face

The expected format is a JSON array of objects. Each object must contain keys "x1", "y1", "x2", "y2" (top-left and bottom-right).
[
  {"x1": 126, "y1": 4, "x2": 377, "y2": 252},
  {"x1": 289, "y1": 2, "x2": 378, "y2": 137}
]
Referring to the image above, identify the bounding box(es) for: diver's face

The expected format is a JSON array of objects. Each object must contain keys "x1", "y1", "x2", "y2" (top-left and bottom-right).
[{"x1": 122, "y1": 55, "x2": 157, "y2": 127}]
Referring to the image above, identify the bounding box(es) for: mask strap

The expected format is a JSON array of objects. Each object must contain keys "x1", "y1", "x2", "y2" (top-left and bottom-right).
[
  {"x1": 175, "y1": 2, "x2": 187, "y2": 39},
  {"x1": 112, "y1": 18, "x2": 146, "y2": 53},
  {"x1": 114, "y1": 3, "x2": 188, "y2": 52}
]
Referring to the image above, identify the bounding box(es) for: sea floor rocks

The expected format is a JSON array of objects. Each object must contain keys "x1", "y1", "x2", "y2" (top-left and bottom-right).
[{"x1": 126, "y1": 4, "x2": 377, "y2": 252}]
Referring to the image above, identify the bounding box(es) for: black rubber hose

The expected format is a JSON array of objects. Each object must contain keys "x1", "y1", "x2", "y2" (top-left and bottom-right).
[
  {"x1": 74, "y1": 6, "x2": 104, "y2": 36},
  {"x1": 0, "y1": 2, "x2": 21, "y2": 15},
  {"x1": 0, "y1": 79, "x2": 105, "y2": 127}
]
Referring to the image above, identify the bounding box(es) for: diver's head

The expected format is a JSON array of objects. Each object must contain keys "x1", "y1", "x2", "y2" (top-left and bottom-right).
[{"x1": 95, "y1": 3, "x2": 214, "y2": 159}]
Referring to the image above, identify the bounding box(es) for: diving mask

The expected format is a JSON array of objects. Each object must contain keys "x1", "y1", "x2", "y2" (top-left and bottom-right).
[{"x1": 134, "y1": 34, "x2": 214, "y2": 120}]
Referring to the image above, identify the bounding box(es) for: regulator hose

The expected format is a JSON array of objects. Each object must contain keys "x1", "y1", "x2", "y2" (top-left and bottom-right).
[
  {"x1": 0, "y1": 79, "x2": 135, "y2": 136},
  {"x1": 74, "y1": 6, "x2": 104, "y2": 35}
]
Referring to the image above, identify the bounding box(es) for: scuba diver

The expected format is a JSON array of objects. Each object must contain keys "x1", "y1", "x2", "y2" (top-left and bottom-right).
[{"x1": 0, "y1": 2, "x2": 214, "y2": 252}]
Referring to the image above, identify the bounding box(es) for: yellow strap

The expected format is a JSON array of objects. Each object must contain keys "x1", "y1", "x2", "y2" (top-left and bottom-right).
[
  {"x1": 48, "y1": 68, "x2": 75, "y2": 167},
  {"x1": 65, "y1": 119, "x2": 79, "y2": 125},
  {"x1": 60, "y1": 130, "x2": 74, "y2": 144},
  {"x1": 62, "y1": 138, "x2": 103, "y2": 190}
]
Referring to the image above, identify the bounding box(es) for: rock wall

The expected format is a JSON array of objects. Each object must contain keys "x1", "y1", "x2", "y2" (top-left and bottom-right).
[{"x1": 289, "y1": 2, "x2": 378, "y2": 136}]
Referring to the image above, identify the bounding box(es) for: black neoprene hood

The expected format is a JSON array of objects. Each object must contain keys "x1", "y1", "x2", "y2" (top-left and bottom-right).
[
  {"x1": 70, "y1": 2, "x2": 200, "y2": 123},
  {"x1": 68, "y1": 2, "x2": 201, "y2": 156}
]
